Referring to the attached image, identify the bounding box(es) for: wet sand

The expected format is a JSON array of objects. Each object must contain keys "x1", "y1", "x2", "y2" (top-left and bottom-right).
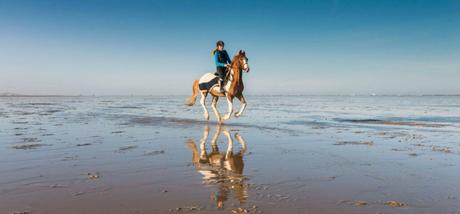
[{"x1": 1, "y1": 96, "x2": 460, "y2": 214}]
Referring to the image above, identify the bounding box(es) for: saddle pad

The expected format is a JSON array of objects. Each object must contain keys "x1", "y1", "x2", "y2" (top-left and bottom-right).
[{"x1": 198, "y1": 73, "x2": 219, "y2": 91}]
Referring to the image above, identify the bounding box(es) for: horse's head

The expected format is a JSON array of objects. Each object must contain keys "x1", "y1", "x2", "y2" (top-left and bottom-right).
[{"x1": 233, "y1": 50, "x2": 250, "y2": 73}]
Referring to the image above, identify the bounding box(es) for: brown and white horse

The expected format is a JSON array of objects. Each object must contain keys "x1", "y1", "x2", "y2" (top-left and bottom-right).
[{"x1": 186, "y1": 50, "x2": 250, "y2": 123}]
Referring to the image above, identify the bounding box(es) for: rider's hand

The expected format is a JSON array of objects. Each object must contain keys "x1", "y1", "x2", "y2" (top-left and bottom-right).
[{"x1": 225, "y1": 64, "x2": 230, "y2": 67}]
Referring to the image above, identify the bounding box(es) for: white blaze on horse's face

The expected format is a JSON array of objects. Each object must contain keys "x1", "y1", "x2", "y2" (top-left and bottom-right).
[{"x1": 242, "y1": 58, "x2": 250, "y2": 72}]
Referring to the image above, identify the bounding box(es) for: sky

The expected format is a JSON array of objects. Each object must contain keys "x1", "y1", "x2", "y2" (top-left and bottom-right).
[{"x1": 0, "y1": 0, "x2": 459, "y2": 95}]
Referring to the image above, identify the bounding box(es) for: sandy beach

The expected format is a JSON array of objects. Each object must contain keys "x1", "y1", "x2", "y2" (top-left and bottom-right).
[{"x1": 1, "y1": 95, "x2": 459, "y2": 214}]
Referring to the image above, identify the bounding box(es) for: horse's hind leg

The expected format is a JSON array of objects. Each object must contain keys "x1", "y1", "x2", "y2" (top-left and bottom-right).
[
  {"x1": 199, "y1": 92, "x2": 209, "y2": 121},
  {"x1": 199, "y1": 125, "x2": 209, "y2": 157},
  {"x1": 210, "y1": 124, "x2": 222, "y2": 151},
  {"x1": 235, "y1": 94, "x2": 247, "y2": 118},
  {"x1": 211, "y1": 96, "x2": 222, "y2": 123}
]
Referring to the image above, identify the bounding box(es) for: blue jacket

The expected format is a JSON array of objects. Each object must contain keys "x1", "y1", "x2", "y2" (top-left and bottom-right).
[{"x1": 214, "y1": 50, "x2": 232, "y2": 67}]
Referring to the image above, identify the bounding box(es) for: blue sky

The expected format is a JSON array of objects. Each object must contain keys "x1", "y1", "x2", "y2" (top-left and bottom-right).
[{"x1": 1, "y1": 0, "x2": 459, "y2": 95}]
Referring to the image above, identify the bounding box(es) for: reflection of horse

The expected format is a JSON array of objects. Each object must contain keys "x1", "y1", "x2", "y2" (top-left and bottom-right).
[
  {"x1": 186, "y1": 124, "x2": 248, "y2": 209},
  {"x1": 185, "y1": 50, "x2": 250, "y2": 123}
]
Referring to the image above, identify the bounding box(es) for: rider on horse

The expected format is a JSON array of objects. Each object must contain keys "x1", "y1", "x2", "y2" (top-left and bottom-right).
[
  {"x1": 186, "y1": 43, "x2": 249, "y2": 123},
  {"x1": 211, "y1": 40, "x2": 232, "y2": 93}
]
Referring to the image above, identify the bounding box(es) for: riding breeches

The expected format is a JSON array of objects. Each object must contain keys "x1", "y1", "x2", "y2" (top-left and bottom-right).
[{"x1": 215, "y1": 66, "x2": 227, "y2": 81}]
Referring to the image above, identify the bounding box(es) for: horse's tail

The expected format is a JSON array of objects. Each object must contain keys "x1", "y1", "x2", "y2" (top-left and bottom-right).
[{"x1": 185, "y1": 80, "x2": 199, "y2": 106}]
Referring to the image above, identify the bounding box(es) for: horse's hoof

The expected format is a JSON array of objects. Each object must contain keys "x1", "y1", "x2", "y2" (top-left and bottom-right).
[
  {"x1": 185, "y1": 140, "x2": 197, "y2": 149},
  {"x1": 217, "y1": 119, "x2": 223, "y2": 124},
  {"x1": 234, "y1": 113, "x2": 241, "y2": 118}
]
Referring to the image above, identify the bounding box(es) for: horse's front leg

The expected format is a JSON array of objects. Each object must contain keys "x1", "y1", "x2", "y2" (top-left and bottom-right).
[
  {"x1": 234, "y1": 132, "x2": 247, "y2": 154},
  {"x1": 222, "y1": 129, "x2": 233, "y2": 160},
  {"x1": 222, "y1": 95, "x2": 234, "y2": 120},
  {"x1": 210, "y1": 96, "x2": 222, "y2": 123},
  {"x1": 199, "y1": 92, "x2": 209, "y2": 120},
  {"x1": 234, "y1": 94, "x2": 247, "y2": 118}
]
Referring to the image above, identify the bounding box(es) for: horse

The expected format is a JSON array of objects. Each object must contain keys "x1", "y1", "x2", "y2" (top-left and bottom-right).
[{"x1": 185, "y1": 50, "x2": 250, "y2": 123}]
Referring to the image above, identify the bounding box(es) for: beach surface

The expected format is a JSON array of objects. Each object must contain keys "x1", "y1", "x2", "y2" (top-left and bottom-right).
[{"x1": 1, "y1": 95, "x2": 459, "y2": 214}]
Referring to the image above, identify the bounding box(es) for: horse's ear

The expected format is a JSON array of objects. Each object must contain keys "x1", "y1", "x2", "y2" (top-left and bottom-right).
[{"x1": 238, "y1": 50, "x2": 245, "y2": 55}]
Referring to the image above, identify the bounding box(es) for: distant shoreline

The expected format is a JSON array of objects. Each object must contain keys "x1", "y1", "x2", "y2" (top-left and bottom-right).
[
  {"x1": 0, "y1": 93, "x2": 82, "y2": 97},
  {"x1": 1, "y1": 93, "x2": 459, "y2": 97}
]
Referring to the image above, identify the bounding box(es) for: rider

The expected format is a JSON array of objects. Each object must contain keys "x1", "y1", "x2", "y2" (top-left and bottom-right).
[{"x1": 212, "y1": 40, "x2": 232, "y2": 93}]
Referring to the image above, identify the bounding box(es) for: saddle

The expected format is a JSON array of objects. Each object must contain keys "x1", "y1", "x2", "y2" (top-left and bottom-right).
[{"x1": 199, "y1": 68, "x2": 231, "y2": 91}]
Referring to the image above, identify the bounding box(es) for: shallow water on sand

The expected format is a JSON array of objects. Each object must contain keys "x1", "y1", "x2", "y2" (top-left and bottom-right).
[{"x1": 1, "y1": 95, "x2": 460, "y2": 214}]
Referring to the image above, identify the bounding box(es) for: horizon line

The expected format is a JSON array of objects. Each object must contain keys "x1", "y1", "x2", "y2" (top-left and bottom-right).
[{"x1": 1, "y1": 92, "x2": 460, "y2": 97}]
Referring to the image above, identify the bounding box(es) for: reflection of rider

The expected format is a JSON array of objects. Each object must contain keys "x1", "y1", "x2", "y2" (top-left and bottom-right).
[
  {"x1": 186, "y1": 124, "x2": 247, "y2": 209},
  {"x1": 211, "y1": 40, "x2": 232, "y2": 93}
]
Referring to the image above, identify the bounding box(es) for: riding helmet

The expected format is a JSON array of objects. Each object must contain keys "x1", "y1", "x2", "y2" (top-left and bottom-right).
[{"x1": 216, "y1": 40, "x2": 225, "y2": 46}]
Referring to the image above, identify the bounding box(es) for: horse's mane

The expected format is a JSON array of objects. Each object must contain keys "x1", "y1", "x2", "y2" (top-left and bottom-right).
[
  {"x1": 231, "y1": 53, "x2": 243, "y2": 67},
  {"x1": 222, "y1": 52, "x2": 244, "y2": 82}
]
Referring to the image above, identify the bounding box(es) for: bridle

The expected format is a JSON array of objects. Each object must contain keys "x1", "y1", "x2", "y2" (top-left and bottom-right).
[
  {"x1": 241, "y1": 61, "x2": 250, "y2": 73},
  {"x1": 229, "y1": 53, "x2": 250, "y2": 73}
]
